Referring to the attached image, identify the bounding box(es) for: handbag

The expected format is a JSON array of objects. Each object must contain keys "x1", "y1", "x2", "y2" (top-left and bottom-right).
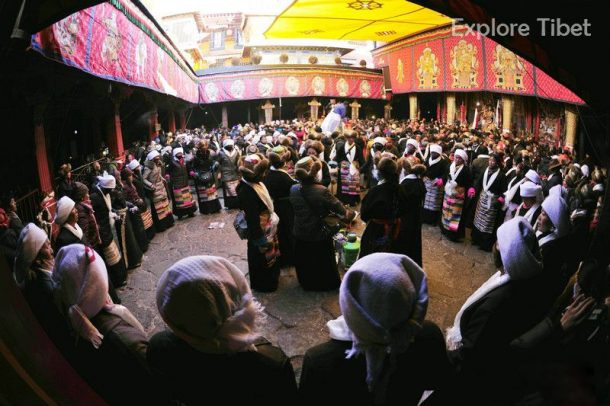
[
  {"x1": 233, "y1": 210, "x2": 249, "y2": 240},
  {"x1": 299, "y1": 185, "x2": 342, "y2": 238}
]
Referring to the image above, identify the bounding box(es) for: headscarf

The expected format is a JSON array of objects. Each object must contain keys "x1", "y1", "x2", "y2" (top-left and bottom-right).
[
  {"x1": 146, "y1": 150, "x2": 160, "y2": 162},
  {"x1": 446, "y1": 217, "x2": 542, "y2": 350},
  {"x1": 338, "y1": 253, "x2": 427, "y2": 403},
  {"x1": 156, "y1": 256, "x2": 265, "y2": 354},
  {"x1": 96, "y1": 171, "x2": 116, "y2": 189},
  {"x1": 13, "y1": 223, "x2": 49, "y2": 288},
  {"x1": 54, "y1": 196, "x2": 75, "y2": 225},
  {"x1": 540, "y1": 193, "x2": 570, "y2": 239},
  {"x1": 52, "y1": 244, "x2": 144, "y2": 349}
]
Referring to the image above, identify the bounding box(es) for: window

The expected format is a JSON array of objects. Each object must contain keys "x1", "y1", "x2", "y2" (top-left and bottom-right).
[{"x1": 211, "y1": 31, "x2": 224, "y2": 50}]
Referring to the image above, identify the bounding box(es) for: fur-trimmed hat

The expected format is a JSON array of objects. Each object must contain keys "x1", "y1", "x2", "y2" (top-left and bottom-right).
[
  {"x1": 268, "y1": 146, "x2": 288, "y2": 169},
  {"x1": 294, "y1": 156, "x2": 322, "y2": 183},
  {"x1": 239, "y1": 154, "x2": 269, "y2": 182},
  {"x1": 58, "y1": 163, "x2": 72, "y2": 177},
  {"x1": 305, "y1": 140, "x2": 325, "y2": 155}
]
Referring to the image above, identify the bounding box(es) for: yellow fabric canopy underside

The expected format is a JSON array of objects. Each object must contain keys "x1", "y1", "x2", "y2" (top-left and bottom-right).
[{"x1": 264, "y1": 0, "x2": 453, "y2": 42}]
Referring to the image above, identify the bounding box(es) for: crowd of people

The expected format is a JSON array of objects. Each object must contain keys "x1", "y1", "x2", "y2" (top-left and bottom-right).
[{"x1": 1, "y1": 103, "x2": 610, "y2": 404}]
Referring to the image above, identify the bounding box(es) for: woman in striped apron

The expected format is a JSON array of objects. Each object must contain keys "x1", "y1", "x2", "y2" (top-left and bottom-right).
[
  {"x1": 422, "y1": 144, "x2": 448, "y2": 225},
  {"x1": 440, "y1": 149, "x2": 472, "y2": 242}
]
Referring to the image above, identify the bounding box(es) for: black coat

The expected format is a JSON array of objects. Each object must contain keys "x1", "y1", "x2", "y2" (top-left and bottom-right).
[
  {"x1": 54, "y1": 226, "x2": 84, "y2": 252},
  {"x1": 147, "y1": 331, "x2": 297, "y2": 405},
  {"x1": 398, "y1": 177, "x2": 426, "y2": 266},
  {"x1": 90, "y1": 188, "x2": 114, "y2": 247},
  {"x1": 300, "y1": 321, "x2": 451, "y2": 406},
  {"x1": 289, "y1": 182, "x2": 346, "y2": 242},
  {"x1": 236, "y1": 181, "x2": 268, "y2": 245},
  {"x1": 424, "y1": 158, "x2": 449, "y2": 181},
  {"x1": 470, "y1": 155, "x2": 490, "y2": 189}
]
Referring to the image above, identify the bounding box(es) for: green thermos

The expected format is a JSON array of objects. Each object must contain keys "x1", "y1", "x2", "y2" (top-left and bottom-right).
[{"x1": 343, "y1": 233, "x2": 360, "y2": 269}]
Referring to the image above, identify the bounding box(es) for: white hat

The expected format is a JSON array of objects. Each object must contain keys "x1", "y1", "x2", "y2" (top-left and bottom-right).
[
  {"x1": 496, "y1": 217, "x2": 542, "y2": 280},
  {"x1": 581, "y1": 164, "x2": 590, "y2": 178},
  {"x1": 339, "y1": 253, "x2": 427, "y2": 402},
  {"x1": 430, "y1": 144, "x2": 443, "y2": 155},
  {"x1": 373, "y1": 137, "x2": 387, "y2": 146},
  {"x1": 53, "y1": 244, "x2": 144, "y2": 349},
  {"x1": 97, "y1": 171, "x2": 116, "y2": 189},
  {"x1": 223, "y1": 139, "x2": 234, "y2": 148},
  {"x1": 520, "y1": 182, "x2": 541, "y2": 198},
  {"x1": 406, "y1": 138, "x2": 419, "y2": 148},
  {"x1": 13, "y1": 223, "x2": 48, "y2": 288},
  {"x1": 454, "y1": 149, "x2": 468, "y2": 163},
  {"x1": 162, "y1": 146, "x2": 172, "y2": 155},
  {"x1": 127, "y1": 159, "x2": 140, "y2": 171},
  {"x1": 146, "y1": 150, "x2": 160, "y2": 161},
  {"x1": 54, "y1": 196, "x2": 75, "y2": 225},
  {"x1": 172, "y1": 147, "x2": 184, "y2": 158},
  {"x1": 258, "y1": 130, "x2": 266, "y2": 137},
  {"x1": 156, "y1": 256, "x2": 264, "y2": 354},
  {"x1": 541, "y1": 193, "x2": 570, "y2": 238},
  {"x1": 524, "y1": 169, "x2": 541, "y2": 185}
]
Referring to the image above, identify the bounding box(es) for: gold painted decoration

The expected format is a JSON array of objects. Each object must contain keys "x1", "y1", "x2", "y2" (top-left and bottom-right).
[
  {"x1": 258, "y1": 77, "x2": 274, "y2": 97},
  {"x1": 416, "y1": 47, "x2": 439, "y2": 89},
  {"x1": 204, "y1": 82, "x2": 219, "y2": 102},
  {"x1": 230, "y1": 79, "x2": 245, "y2": 99},
  {"x1": 396, "y1": 58, "x2": 404, "y2": 83},
  {"x1": 312, "y1": 75, "x2": 326, "y2": 95},
  {"x1": 101, "y1": 12, "x2": 121, "y2": 64},
  {"x1": 54, "y1": 14, "x2": 79, "y2": 56},
  {"x1": 336, "y1": 78, "x2": 349, "y2": 96},
  {"x1": 285, "y1": 76, "x2": 300, "y2": 95},
  {"x1": 450, "y1": 39, "x2": 478, "y2": 89},
  {"x1": 360, "y1": 80, "x2": 372, "y2": 97},
  {"x1": 492, "y1": 45, "x2": 525, "y2": 91}
]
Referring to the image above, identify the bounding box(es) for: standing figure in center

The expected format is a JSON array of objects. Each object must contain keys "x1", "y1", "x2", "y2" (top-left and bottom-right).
[
  {"x1": 422, "y1": 144, "x2": 449, "y2": 225},
  {"x1": 237, "y1": 154, "x2": 281, "y2": 292},
  {"x1": 336, "y1": 131, "x2": 365, "y2": 207},
  {"x1": 440, "y1": 149, "x2": 472, "y2": 242},
  {"x1": 167, "y1": 147, "x2": 197, "y2": 219},
  {"x1": 191, "y1": 140, "x2": 222, "y2": 215},
  {"x1": 142, "y1": 150, "x2": 175, "y2": 232},
  {"x1": 218, "y1": 139, "x2": 241, "y2": 210}
]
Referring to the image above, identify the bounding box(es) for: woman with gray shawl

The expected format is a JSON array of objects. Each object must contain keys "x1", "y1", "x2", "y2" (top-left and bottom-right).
[{"x1": 300, "y1": 253, "x2": 450, "y2": 405}]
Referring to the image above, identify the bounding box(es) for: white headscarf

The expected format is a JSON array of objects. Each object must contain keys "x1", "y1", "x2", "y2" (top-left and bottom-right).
[
  {"x1": 172, "y1": 147, "x2": 184, "y2": 158},
  {"x1": 96, "y1": 171, "x2": 116, "y2": 189},
  {"x1": 446, "y1": 217, "x2": 542, "y2": 350},
  {"x1": 52, "y1": 244, "x2": 144, "y2": 349},
  {"x1": 338, "y1": 253, "x2": 428, "y2": 403},
  {"x1": 146, "y1": 150, "x2": 160, "y2": 161},
  {"x1": 127, "y1": 159, "x2": 140, "y2": 171},
  {"x1": 539, "y1": 193, "x2": 570, "y2": 240},
  {"x1": 13, "y1": 223, "x2": 49, "y2": 288},
  {"x1": 156, "y1": 256, "x2": 266, "y2": 354}
]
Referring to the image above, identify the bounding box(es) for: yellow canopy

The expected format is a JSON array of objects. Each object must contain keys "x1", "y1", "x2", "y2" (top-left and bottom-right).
[{"x1": 264, "y1": 0, "x2": 453, "y2": 42}]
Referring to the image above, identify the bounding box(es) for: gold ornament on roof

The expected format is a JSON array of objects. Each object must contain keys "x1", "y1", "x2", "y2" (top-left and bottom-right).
[
  {"x1": 416, "y1": 46, "x2": 439, "y2": 89},
  {"x1": 492, "y1": 44, "x2": 526, "y2": 91},
  {"x1": 450, "y1": 39, "x2": 478, "y2": 89}
]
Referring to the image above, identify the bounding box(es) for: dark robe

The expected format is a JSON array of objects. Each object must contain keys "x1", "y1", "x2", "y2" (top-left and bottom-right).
[
  {"x1": 263, "y1": 169, "x2": 297, "y2": 268},
  {"x1": 54, "y1": 225, "x2": 84, "y2": 252},
  {"x1": 147, "y1": 331, "x2": 298, "y2": 406},
  {"x1": 399, "y1": 176, "x2": 426, "y2": 266},
  {"x1": 168, "y1": 159, "x2": 197, "y2": 218},
  {"x1": 335, "y1": 141, "x2": 365, "y2": 206},
  {"x1": 190, "y1": 151, "x2": 222, "y2": 214},
  {"x1": 300, "y1": 321, "x2": 451, "y2": 406},
  {"x1": 440, "y1": 164, "x2": 472, "y2": 242},
  {"x1": 237, "y1": 181, "x2": 281, "y2": 292},
  {"x1": 131, "y1": 168, "x2": 156, "y2": 240},
  {"x1": 112, "y1": 189, "x2": 143, "y2": 270},
  {"x1": 360, "y1": 180, "x2": 401, "y2": 259},
  {"x1": 121, "y1": 180, "x2": 150, "y2": 253},
  {"x1": 463, "y1": 155, "x2": 490, "y2": 228}
]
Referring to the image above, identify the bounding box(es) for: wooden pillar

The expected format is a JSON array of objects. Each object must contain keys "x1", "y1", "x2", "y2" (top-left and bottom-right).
[
  {"x1": 221, "y1": 104, "x2": 228, "y2": 128},
  {"x1": 308, "y1": 98, "x2": 321, "y2": 122},
  {"x1": 565, "y1": 105, "x2": 578, "y2": 151},
  {"x1": 409, "y1": 94, "x2": 418, "y2": 120},
  {"x1": 168, "y1": 111, "x2": 176, "y2": 133},
  {"x1": 106, "y1": 101, "x2": 124, "y2": 157},
  {"x1": 384, "y1": 103, "x2": 392, "y2": 120},
  {"x1": 446, "y1": 93, "x2": 456, "y2": 124},
  {"x1": 502, "y1": 96, "x2": 513, "y2": 133},
  {"x1": 149, "y1": 109, "x2": 158, "y2": 141},
  {"x1": 33, "y1": 105, "x2": 53, "y2": 193}
]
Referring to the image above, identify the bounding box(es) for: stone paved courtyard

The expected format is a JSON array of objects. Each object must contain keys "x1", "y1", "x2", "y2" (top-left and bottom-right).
[{"x1": 119, "y1": 208, "x2": 495, "y2": 380}]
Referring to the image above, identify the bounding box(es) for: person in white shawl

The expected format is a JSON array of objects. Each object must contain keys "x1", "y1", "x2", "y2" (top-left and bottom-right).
[
  {"x1": 435, "y1": 217, "x2": 545, "y2": 405},
  {"x1": 300, "y1": 253, "x2": 449, "y2": 406}
]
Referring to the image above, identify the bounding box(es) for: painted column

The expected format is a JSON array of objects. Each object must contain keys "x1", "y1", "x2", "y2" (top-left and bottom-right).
[
  {"x1": 168, "y1": 111, "x2": 176, "y2": 133},
  {"x1": 221, "y1": 104, "x2": 228, "y2": 128},
  {"x1": 106, "y1": 101, "x2": 124, "y2": 157},
  {"x1": 349, "y1": 100, "x2": 361, "y2": 120},
  {"x1": 149, "y1": 109, "x2": 158, "y2": 141},
  {"x1": 384, "y1": 103, "x2": 392, "y2": 120},
  {"x1": 502, "y1": 96, "x2": 513, "y2": 133},
  {"x1": 33, "y1": 104, "x2": 53, "y2": 193},
  {"x1": 409, "y1": 94, "x2": 418, "y2": 120},
  {"x1": 262, "y1": 100, "x2": 275, "y2": 124},
  {"x1": 446, "y1": 93, "x2": 456, "y2": 124},
  {"x1": 308, "y1": 98, "x2": 321, "y2": 121},
  {"x1": 564, "y1": 105, "x2": 578, "y2": 151}
]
